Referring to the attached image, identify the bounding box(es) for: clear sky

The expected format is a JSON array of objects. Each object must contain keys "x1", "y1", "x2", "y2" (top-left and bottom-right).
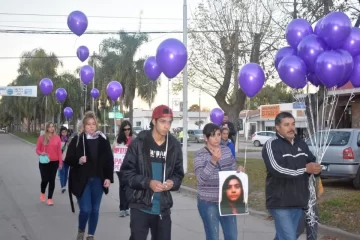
[{"x1": 0, "y1": 0, "x2": 219, "y2": 110}]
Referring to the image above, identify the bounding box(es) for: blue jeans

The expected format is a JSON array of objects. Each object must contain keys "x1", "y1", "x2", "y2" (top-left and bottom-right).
[
  {"x1": 269, "y1": 208, "x2": 302, "y2": 240},
  {"x1": 76, "y1": 178, "x2": 103, "y2": 235},
  {"x1": 59, "y1": 161, "x2": 69, "y2": 188},
  {"x1": 197, "y1": 198, "x2": 238, "y2": 240}
]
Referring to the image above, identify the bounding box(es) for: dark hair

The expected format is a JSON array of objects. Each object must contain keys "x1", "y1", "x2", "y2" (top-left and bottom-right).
[
  {"x1": 59, "y1": 126, "x2": 68, "y2": 137},
  {"x1": 117, "y1": 120, "x2": 132, "y2": 145},
  {"x1": 203, "y1": 123, "x2": 221, "y2": 138},
  {"x1": 149, "y1": 119, "x2": 156, "y2": 130},
  {"x1": 224, "y1": 112, "x2": 229, "y2": 116},
  {"x1": 275, "y1": 112, "x2": 295, "y2": 126},
  {"x1": 220, "y1": 175, "x2": 245, "y2": 210}
]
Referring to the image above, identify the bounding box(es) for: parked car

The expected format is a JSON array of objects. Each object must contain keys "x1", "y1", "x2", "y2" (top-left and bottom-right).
[
  {"x1": 188, "y1": 129, "x2": 204, "y2": 143},
  {"x1": 251, "y1": 131, "x2": 276, "y2": 147},
  {"x1": 306, "y1": 129, "x2": 360, "y2": 189}
]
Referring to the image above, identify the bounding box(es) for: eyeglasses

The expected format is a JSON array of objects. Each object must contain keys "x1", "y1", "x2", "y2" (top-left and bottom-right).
[{"x1": 123, "y1": 128, "x2": 131, "y2": 131}]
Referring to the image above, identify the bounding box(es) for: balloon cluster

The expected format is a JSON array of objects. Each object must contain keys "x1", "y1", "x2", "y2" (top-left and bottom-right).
[
  {"x1": 275, "y1": 12, "x2": 360, "y2": 89},
  {"x1": 143, "y1": 38, "x2": 188, "y2": 81}
]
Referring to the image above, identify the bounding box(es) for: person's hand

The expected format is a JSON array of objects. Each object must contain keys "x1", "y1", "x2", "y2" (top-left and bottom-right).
[
  {"x1": 237, "y1": 166, "x2": 245, "y2": 173},
  {"x1": 306, "y1": 162, "x2": 321, "y2": 174},
  {"x1": 103, "y1": 179, "x2": 111, "y2": 188},
  {"x1": 210, "y1": 148, "x2": 221, "y2": 164},
  {"x1": 164, "y1": 180, "x2": 174, "y2": 191},
  {"x1": 58, "y1": 165, "x2": 62, "y2": 170},
  {"x1": 79, "y1": 156, "x2": 87, "y2": 164},
  {"x1": 41, "y1": 152, "x2": 47, "y2": 156},
  {"x1": 149, "y1": 180, "x2": 164, "y2": 192}
]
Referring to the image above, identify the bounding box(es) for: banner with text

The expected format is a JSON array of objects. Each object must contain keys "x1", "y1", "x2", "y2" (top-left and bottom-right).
[
  {"x1": 113, "y1": 145, "x2": 128, "y2": 172},
  {"x1": 0, "y1": 86, "x2": 37, "y2": 97}
]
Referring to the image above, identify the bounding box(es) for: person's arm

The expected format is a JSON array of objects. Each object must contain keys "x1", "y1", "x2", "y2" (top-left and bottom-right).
[
  {"x1": 57, "y1": 137, "x2": 63, "y2": 167},
  {"x1": 168, "y1": 142, "x2": 184, "y2": 191},
  {"x1": 35, "y1": 136, "x2": 43, "y2": 155},
  {"x1": 262, "y1": 140, "x2": 306, "y2": 178},
  {"x1": 228, "y1": 141, "x2": 236, "y2": 159},
  {"x1": 103, "y1": 138, "x2": 114, "y2": 183},
  {"x1": 194, "y1": 150, "x2": 218, "y2": 185},
  {"x1": 121, "y1": 140, "x2": 152, "y2": 190},
  {"x1": 303, "y1": 143, "x2": 321, "y2": 177}
]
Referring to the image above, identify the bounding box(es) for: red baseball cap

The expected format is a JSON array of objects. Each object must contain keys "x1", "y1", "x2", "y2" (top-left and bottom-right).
[{"x1": 152, "y1": 105, "x2": 173, "y2": 119}]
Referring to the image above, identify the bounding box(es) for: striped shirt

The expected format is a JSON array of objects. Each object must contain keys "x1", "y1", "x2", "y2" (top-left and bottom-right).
[{"x1": 194, "y1": 145, "x2": 237, "y2": 203}]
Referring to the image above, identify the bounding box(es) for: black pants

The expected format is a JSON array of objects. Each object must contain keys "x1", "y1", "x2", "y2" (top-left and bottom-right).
[
  {"x1": 116, "y1": 172, "x2": 129, "y2": 211},
  {"x1": 39, "y1": 161, "x2": 59, "y2": 199},
  {"x1": 296, "y1": 206, "x2": 318, "y2": 240},
  {"x1": 129, "y1": 208, "x2": 171, "y2": 240}
]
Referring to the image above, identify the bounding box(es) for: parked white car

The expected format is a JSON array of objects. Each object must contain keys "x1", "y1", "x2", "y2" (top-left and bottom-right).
[{"x1": 252, "y1": 131, "x2": 276, "y2": 147}]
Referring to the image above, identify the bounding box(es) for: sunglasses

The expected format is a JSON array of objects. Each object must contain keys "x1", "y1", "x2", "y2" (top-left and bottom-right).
[{"x1": 123, "y1": 128, "x2": 131, "y2": 131}]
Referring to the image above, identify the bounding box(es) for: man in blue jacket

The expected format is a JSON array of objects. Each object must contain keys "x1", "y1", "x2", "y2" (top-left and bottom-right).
[
  {"x1": 220, "y1": 127, "x2": 236, "y2": 158},
  {"x1": 262, "y1": 112, "x2": 321, "y2": 240}
]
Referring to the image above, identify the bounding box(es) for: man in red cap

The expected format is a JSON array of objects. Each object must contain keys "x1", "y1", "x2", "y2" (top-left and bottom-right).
[{"x1": 121, "y1": 105, "x2": 184, "y2": 240}]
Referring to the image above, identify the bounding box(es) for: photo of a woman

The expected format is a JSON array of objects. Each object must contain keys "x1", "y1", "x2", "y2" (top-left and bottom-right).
[{"x1": 219, "y1": 174, "x2": 248, "y2": 216}]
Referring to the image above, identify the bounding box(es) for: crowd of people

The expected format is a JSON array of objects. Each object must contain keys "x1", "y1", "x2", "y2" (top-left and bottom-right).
[{"x1": 35, "y1": 106, "x2": 321, "y2": 240}]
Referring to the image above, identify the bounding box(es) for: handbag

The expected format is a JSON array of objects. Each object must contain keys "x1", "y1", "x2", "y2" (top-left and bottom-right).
[{"x1": 39, "y1": 143, "x2": 50, "y2": 164}]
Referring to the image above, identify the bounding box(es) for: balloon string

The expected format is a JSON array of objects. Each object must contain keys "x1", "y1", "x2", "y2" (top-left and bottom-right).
[
  {"x1": 74, "y1": 36, "x2": 79, "y2": 50},
  {"x1": 243, "y1": 97, "x2": 251, "y2": 170}
]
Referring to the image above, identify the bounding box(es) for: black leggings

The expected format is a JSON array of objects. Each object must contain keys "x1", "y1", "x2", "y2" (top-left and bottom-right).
[
  {"x1": 39, "y1": 161, "x2": 59, "y2": 199},
  {"x1": 116, "y1": 172, "x2": 129, "y2": 211}
]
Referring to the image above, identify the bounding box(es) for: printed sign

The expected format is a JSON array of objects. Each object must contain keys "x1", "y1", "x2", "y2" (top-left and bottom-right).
[
  {"x1": 261, "y1": 105, "x2": 280, "y2": 119},
  {"x1": 297, "y1": 110, "x2": 305, "y2": 117},
  {"x1": 0, "y1": 86, "x2": 37, "y2": 97},
  {"x1": 293, "y1": 102, "x2": 306, "y2": 109},
  {"x1": 113, "y1": 145, "x2": 128, "y2": 172}
]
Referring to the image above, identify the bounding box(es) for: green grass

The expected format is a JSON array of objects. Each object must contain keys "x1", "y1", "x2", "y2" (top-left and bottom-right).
[
  {"x1": 183, "y1": 153, "x2": 360, "y2": 234},
  {"x1": 12, "y1": 132, "x2": 38, "y2": 144}
]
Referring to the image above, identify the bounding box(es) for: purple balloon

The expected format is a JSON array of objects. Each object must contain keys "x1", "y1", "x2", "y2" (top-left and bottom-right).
[
  {"x1": 307, "y1": 72, "x2": 321, "y2": 87},
  {"x1": 337, "y1": 49, "x2": 353, "y2": 86},
  {"x1": 77, "y1": 46, "x2": 89, "y2": 62},
  {"x1": 278, "y1": 55, "x2": 307, "y2": 89},
  {"x1": 319, "y1": 12, "x2": 352, "y2": 49},
  {"x1": 156, "y1": 38, "x2": 187, "y2": 78},
  {"x1": 238, "y1": 63, "x2": 265, "y2": 97},
  {"x1": 297, "y1": 34, "x2": 326, "y2": 73},
  {"x1": 55, "y1": 88, "x2": 67, "y2": 103},
  {"x1": 285, "y1": 19, "x2": 313, "y2": 48},
  {"x1": 63, "y1": 107, "x2": 73, "y2": 119},
  {"x1": 210, "y1": 108, "x2": 224, "y2": 125},
  {"x1": 80, "y1": 65, "x2": 94, "y2": 85},
  {"x1": 314, "y1": 18, "x2": 323, "y2": 35},
  {"x1": 144, "y1": 56, "x2": 162, "y2": 81},
  {"x1": 39, "y1": 78, "x2": 53, "y2": 96},
  {"x1": 90, "y1": 88, "x2": 100, "y2": 99},
  {"x1": 274, "y1": 46, "x2": 296, "y2": 70},
  {"x1": 349, "y1": 55, "x2": 360, "y2": 87},
  {"x1": 106, "y1": 81, "x2": 123, "y2": 101},
  {"x1": 67, "y1": 11, "x2": 88, "y2": 36},
  {"x1": 315, "y1": 50, "x2": 345, "y2": 88},
  {"x1": 341, "y1": 28, "x2": 360, "y2": 58}
]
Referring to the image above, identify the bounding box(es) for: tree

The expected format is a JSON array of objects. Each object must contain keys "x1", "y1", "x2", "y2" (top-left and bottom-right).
[
  {"x1": 173, "y1": 0, "x2": 282, "y2": 131},
  {"x1": 188, "y1": 104, "x2": 200, "y2": 111}
]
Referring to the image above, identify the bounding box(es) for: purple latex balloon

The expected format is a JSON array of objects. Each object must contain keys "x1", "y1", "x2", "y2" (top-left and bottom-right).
[
  {"x1": 156, "y1": 38, "x2": 188, "y2": 78},
  {"x1": 274, "y1": 46, "x2": 296, "y2": 70},
  {"x1": 144, "y1": 56, "x2": 162, "y2": 80},
  {"x1": 349, "y1": 55, "x2": 360, "y2": 87},
  {"x1": 39, "y1": 78, "x2": 54, "y2": 96},
  {"x1": 297, "y1": 34, "x2": 326, "y2": 73},
  {"x1": 55, "y1": 88, "x2": 67, "y2": 103},
  {"x1": 210, "y1": 108, "x2": 224, "y2": 125},
  {"x1": 106, "y1": 81, "x2": 123, "y2": 101},
  {"x1": 80, "y1": 65, "x2": 94, "y2": 85},
  {"x1": 341, "y1": 27, "x2": 360, "y2": 58},
  {"x1": 90, "y1": 88, "x2": 100, "y2": 99},
  {"x1": 315, "y1": 50, "x2": 346, "y2": 88},
  {"x1": 307, "y1": 72, "x2": 321, "y2": 87},
  {"x1": 337, "y1": 49, "x2": 353, "y2": 86},
  {"x1": 77, "y1": 46, "x2": 89, "y2": 62},
  {"x1": 319, "y1": 12, "x2": 352, "y2": 49},
  {"x1": 63, "y1": 107, "x2": 73, "y2": 119},
  {"x1": 285, "y1": 19, "x2": 313, "y2": 48},
  {"x1": 278, "y1": 55, "x2": 307, "y2": 89},
  {"x1": 314, "y1": 18, "x2": 323, "y2": 35},
  {"x1": 238, "y1": 63, "x2": 265, "y2": 97},
  {"x1": 67, "y1": 11, "x2": 88, "y2": 36}
]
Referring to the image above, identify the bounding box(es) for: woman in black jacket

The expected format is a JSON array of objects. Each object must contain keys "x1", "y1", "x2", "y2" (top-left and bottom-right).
[{"x1": 65, "y1": 111, "x2": 114, "y2": 240}]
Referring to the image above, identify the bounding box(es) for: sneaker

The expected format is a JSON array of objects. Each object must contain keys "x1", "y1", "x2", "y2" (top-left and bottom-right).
[
  {"x1": 119, "y1": 210, "x2": 126, "y2": 217},
  {"x1": 40, "y1": 193, "x2": 46, "y2": 203},
  {"x1": 86, "y1": 236, "x2": 94, "y2": 240},
  {"x1": 61, "y1": 188, "x2": 66, "y2": 194},
  {"x1": 126, "y1": 209, "x2": 130, "y2": 216},
  {"x1": 77, "y1": 230, "x2": 85, "y2": 240},
  {"x1": 46, "y1": 199, "x2": 54, "y2": 206}
]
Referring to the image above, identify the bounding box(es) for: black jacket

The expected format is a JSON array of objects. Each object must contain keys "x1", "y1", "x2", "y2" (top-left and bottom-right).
[
  {"x1": 120, "y1": 130, "x2": 184, "y2": 216},
  {"x1": 262, "y1": 133, "x2": 316, "y2": 209},
  {"x1": 64, "y1": 133, "x2": 114, "y2": 212}
]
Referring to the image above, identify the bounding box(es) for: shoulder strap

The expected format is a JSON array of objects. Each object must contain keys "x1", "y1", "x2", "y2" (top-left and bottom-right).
[{"x1": 204, "y1": 147, "x2": 212, "y2": 156}]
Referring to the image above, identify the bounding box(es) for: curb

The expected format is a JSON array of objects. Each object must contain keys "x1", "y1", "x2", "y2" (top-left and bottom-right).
[
  {"x1": 9, "y1": 133, "x2": 36, "y2": 146},
  {"x1": 178, "y1": 185, "x2": 360, "y2": 240}
]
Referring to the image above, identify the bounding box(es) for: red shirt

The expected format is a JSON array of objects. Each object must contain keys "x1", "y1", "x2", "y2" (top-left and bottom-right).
[{"x1": 36, "y1": 135, "x2": 63, "y2": 166}]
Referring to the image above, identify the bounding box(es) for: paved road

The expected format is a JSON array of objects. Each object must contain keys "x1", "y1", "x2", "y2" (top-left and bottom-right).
[{"x1": 0, "y1": 134, "x2": 311, "y2": 240}]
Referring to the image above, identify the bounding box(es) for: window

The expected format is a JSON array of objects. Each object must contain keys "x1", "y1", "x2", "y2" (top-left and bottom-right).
[
  {"x1": 136, "y1": 121, "x2": 141, "y2": 127},
  {"x1": 307, "y1": 131, "x2": 351, "y2": 146}
]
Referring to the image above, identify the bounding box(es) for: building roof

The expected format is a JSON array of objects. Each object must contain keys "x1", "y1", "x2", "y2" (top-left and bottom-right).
[{"x1": 239, "y1": 109, "x2": 260, "y2": 118}]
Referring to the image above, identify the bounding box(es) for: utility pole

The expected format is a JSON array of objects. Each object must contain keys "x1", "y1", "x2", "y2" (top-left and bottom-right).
[
  {"x1": 182, "y1": 0, "x2": 188, "y2": 174},
  {"x1": 198, "y1": 90, "x2": 201, "y2": 130},
  {"x1": 234, "y1": 20, "x2": 240, "y2": 154},
  {"x1": 92, "y1": 51, "x2": 96, "y2": 112}
]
